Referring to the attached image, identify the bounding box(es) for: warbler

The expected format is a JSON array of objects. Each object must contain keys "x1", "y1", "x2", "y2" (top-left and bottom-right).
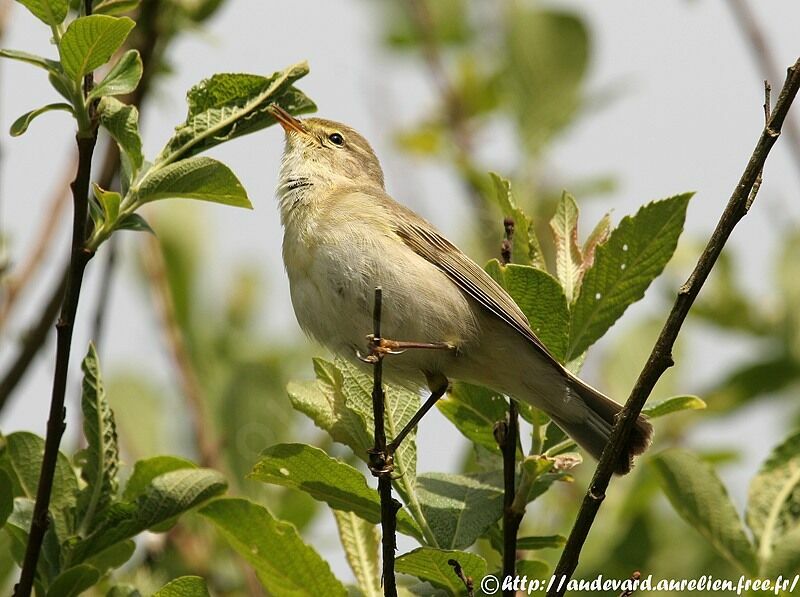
[{"x1": 268, "y1": 105, "x2": 652, "y2": 474}]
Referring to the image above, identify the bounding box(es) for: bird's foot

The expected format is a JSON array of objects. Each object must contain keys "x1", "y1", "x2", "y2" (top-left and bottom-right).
[
  {"x1": 367, "y1": 447, "x2": 395, "y2": 476},
  {"x1": 358, "y1": 335, "x2": 456, "y2": 363}
]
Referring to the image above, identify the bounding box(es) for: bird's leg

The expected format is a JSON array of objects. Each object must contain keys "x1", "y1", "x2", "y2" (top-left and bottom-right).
[
  {"x1": 387, "y1": 372, "x2": 449, "y2": 454},
  {"x1": 358, "y1": 334, "x2": 456, "y2": 363}
]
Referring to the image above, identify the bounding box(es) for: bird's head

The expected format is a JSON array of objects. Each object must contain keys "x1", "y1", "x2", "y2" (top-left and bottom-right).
[{"x1": 269, "y1": 105, "x2": 384, "y2": 215}]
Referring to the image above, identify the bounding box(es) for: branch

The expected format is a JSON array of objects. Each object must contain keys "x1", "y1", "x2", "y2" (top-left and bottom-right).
[
  {"x1": 14, "y1": 25, "x2": 99, "y2": 592},
  {"x1": 727, "y1": 0, "x2": 800, "y2": 179},
  {"x1": 367, "y1": 287, "x2": 400, "y2": 597},
  {"x1": 497, "y1": 401, "x2": 520, "y2": 596},
  {"x1": 546, "y1": 57, "x2": 800, "y2": 596}
]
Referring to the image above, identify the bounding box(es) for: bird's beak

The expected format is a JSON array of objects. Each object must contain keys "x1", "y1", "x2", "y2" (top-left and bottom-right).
[{"x1": 268, "y1": 104, "x2": 307, "y2": 135}]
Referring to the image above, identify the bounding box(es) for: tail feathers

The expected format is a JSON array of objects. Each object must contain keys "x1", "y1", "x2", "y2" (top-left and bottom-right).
[{"x1": 553, "y1": 378, "x2": 653, "y2": 475}]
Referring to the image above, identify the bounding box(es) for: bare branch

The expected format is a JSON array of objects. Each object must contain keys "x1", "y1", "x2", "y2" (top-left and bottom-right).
[{"x1": 547, "y1": 57, "x2": 800, "y2": 596}]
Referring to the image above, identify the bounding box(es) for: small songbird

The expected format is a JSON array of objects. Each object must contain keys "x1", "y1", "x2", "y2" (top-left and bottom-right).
[{"x1": 268, "y1": 105, "x2": 652, "y2": 474}]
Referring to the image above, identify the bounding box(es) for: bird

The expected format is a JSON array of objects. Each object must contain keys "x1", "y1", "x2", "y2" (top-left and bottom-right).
[{"x1": 268, "y1": 104, "x2": 652, "y2": 474}]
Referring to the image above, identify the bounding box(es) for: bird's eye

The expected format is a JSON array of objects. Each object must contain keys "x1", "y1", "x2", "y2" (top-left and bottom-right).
[{"x1": 328, "y1": 132, "x2": 345, "y2": 146}]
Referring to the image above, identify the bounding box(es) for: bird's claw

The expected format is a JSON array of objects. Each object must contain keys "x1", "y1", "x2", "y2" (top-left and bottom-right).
[{"x1": 367, "y1": 448, "x2": 395, "y2": 477}]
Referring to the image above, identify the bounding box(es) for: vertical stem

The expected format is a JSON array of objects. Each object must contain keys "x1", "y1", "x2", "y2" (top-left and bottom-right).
[
  {"x1": 15, "y1": 1, "x2": 99, "y2": 590},
  {"x1": 501, "y1": 400, "x2": 521, "y2": 596},
  {"x1": 14, "y1": 132, "x2": 97, "y2": 597},
  {"x1": 369, "y1": 288, "x2": 400, "y2": 597}
]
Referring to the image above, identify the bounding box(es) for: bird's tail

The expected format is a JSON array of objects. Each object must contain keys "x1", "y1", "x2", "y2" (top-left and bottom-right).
[{"x1": 549, "y1": 376, "x2": 653, "y2": 475}]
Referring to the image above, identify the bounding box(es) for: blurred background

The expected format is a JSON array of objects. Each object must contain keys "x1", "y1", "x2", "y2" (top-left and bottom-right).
[{"x1": 1, "y1": 0, "x2": 799, "y2": 593}]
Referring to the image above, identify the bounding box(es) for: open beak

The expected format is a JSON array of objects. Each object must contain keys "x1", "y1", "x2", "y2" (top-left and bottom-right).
[{"x1": 268, "y1": 104, "x2": 307, "y2": 135}]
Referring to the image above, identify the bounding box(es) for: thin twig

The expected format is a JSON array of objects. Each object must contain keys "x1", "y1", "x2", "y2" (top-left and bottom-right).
[
  {"x1": 14, "y1": 2, "x2": 100, "y2": 584},
  {"x1": 727, "y1": 0, "x2": 800, "y2": 179},
  {"x1": 141, "y1": 232, "x2": 220, "y2": 469},
  {"x1": 498, "y1": 402, "x2": 521, "y2": 597},
  {"x1": 367, "y1": 288, "x2": 400, "y2": 597},
  {"x1": 546, "y1": 58, "x2": 800, "y2": 596}
]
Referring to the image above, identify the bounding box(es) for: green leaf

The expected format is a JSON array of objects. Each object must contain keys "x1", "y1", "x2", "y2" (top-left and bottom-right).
[
  {"x1": 582, "y1": 212, "x2": 612, "y2": 272},
  {"x1": 332, "y1": 510, "x2": 381, "y2": 597},
  {"x1": 14, "y1": 0, "x2": 68, "y2": 26},
  {"x1": 10, "y1": 103, "x2": 74, "y2": 137},
  {"x1": 396, "y1": 547, "x2": 487, "y2": 595},
  {"x1": 153, "y1": 576, "x2": 210, "y2": 597},
  {"x1": 136, "y1": 156, "x2": 251, "y2": 208},
  {"x1": 416, "y1": 472, "x2": 503, "y2": 550},
  {"x1": 156, "y1": 62, "x2": 316, "y2": 165},
  {"x1": 642, "y1": 395, "x2": 706, "y2": 419},
  {"x1": 89, "y1": 49, "x2": 142, "y2": 100},
  {"x1": 5, "y1": 498, "x2": 61, "y2": 582},
  {"x1": 488, "y1": 173, "x2": 545, "y2": 268},
  {"x1": 384, "y1": 0, "x2": 470, "y2": 48},
  {"x1": 105, "y1": 584, "x2": 142, "y2": 597},
  {"x1": 437, "y1": 382, "x2": 507, "y2": 453},
  {"x1": 0, "y1": 49, "x2": 61, "y2": 72},
  {"x1": 762, "y1": 525, "x2": 800, "y2": 577},
  {"x1": 92, "y1": 0, "x2": 140, "y2": 16},
  {"x1": 122, "y1": 455, "x2": 196, "y2": 501},
  {"x1": 83, "y1": 539, "x2": 135, "y2": 574},
  {"x1": 653, "y1": 449, "x2": 757, "y2": 575},
  {"x1": 0, "y1": 432, "x2": 78, "y2": 539},
  {"x1": 747, "y1": 431, "x2": 800, "y2": 567},
  {"x1": 0, "y1": 469, "x2": 12, "y2": 528},
  {"x1": 75, "y1": 344, "x2": 119, "y2": 534},
  {"x1": 249, "y1": 443, "x2": 422, "y2": 540},
  {"x1": 98, "y1": 96, "x2": 143, "y2": 178},
  {"x1": 46, "y1": 565, "x2": 101, "y2": 597},
  {"x1": 92, "y1": 184, "x2": 121, "y2": 226},
  {"x1": 550, "y1": 191, "x2": 583, "y2": 303},
  {"x1": 200, "y1": 497, "x2": 347, "y2": 597},
  {"x1": 516, "y1": 535, "x2": 566, "y2": 550},
  {"x1": 70, "y1": 468, "x2": 226, "y2": 561},
  {"x1": 485, "y1": 260, "x2": 569, "y2": 362},
  {"x1": 504, "y1": 7, "x2": 588, "y2": 154},
  {"x1": 59, "y1": 15, "x2": 135, "y2": 81},
  {"x1": 116, "y1": 213, "x2": 154, "y2": 235},
  {"x1": 567, "y1": 193, "x2": 692, "y2": 360}
]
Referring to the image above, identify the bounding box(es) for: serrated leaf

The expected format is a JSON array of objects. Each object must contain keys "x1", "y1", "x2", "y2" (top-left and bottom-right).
[
  {"x1": 653, "y1": 449, "x2": 757, "y2": 575},
  {"x1": 10, "y1": 103, "x2": 74, "y2": 137},
  {"x1": 762, "y1": 525, "x2": 800, "y2": 577},
  {"x1": 46, "y1": 565, "x2": 101, "y2": 597},
  {"x1": 567, "y1": 193, "x2": 692, "y2": 360},
  {"x1": 249, "y1": 443, "x2": 422, "y2": 540},
  {"x1": 416, "y1": 472, "x2": 503, "y2": 549},
  {"x1": 89, "y1": 49, "x2": 142, "y2": 100},
  {"x1": 200, "y1": 497, "x2": 347, "y2": 597},
  {"x1": 550, "y1": 191, "x2": 583, "y2": 302},
  {"x1": 122, "y1": 455, "x2": 196, "y2": 501},
  {"x1": 75, "y1": 343, "x2": 120, "y2": 534},
  {"x1": 396, "y1": 547, "x2": 487, "y2": 595},
  {"x1": 157, "y1": 62, "x2": 315, "y2": 165},
  {"x1": 485, "y1": 260, "x2": 569, "y2": 362},
  {"x1": 83, "y1": 539, "x2": 135, "y2": 574},
  {"x1": 516, "y1": 535, "x2": 566, "y2": 550},
  {"x1": 153, "y1": 576, "x2": 210, "y2": 597},
  {"x1": 333, "y1": 510, "x2": 381, "y2": 597},
  {"x1": 136, "y1": 156, "x2": 251, "y2": 208},
  {"x1": 98, "y1": 96, "x2": 143, "y2": 178},
  {"x1": 582, "y1": 212, "x2": 611, "y2": 272},
  {"x1": 437, "y1": 382, "x2": 507, "y2": 453},
  {"x1": 59, "y1": 15, "x2": 135, "y2": 81},
  {"x1": 14, "y1": 0, "x2": 68, "y2": 25},
  {"x1": 92, "y1": 0, "x2": 139, "y2": 16},
  {"x1": 0, "y1": 432, "x2": 78, "y2": 539},
  {"x1": 0, "y1": 48, "x2": 61, "y2": 72},
  {"x1": 642, "y1": 395, "x2": 706, "y2": 419},
  {"x1": 70, "y1": 468, "x2": 226, "y2": 561},
  {"x1": 747, "y1": 431, "x2": 800, "y2": 566},
  {"x1": 488, "y1": 173, "x2": 545, "y2": 268}
]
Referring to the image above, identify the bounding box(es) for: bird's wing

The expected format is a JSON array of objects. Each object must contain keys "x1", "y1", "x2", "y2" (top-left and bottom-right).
[{"x1": 391, "y1": 207, "x2": 561, "y2": 368}]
